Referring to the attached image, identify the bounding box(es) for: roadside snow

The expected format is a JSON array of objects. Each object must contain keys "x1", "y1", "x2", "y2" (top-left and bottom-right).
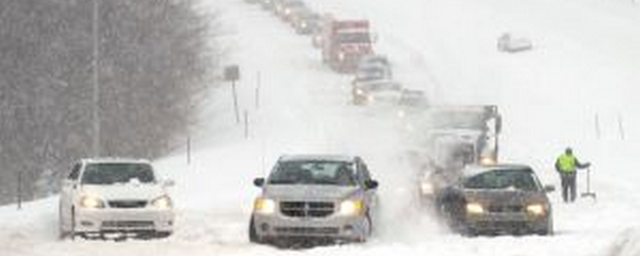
[{"x1": 1, "y1": 0, "x2": 640, "y2": 255}]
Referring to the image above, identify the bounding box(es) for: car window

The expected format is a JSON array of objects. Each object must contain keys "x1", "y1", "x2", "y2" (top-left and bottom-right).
[
  {"x1": 268, "y1": 160, "x2": 356, "y2": 186},
  {"x1": 67, "y1": 163, "x2": 82, "y2": 181},
  {"x1": 336, "y1": 32, "x2": 371, "y2": 44},
  {"x1": 80, "y1": 163, "x2": 156, "y2": 185},
  {"x1": 464, "y1": 168, "x2": 540, "y2": 192}
]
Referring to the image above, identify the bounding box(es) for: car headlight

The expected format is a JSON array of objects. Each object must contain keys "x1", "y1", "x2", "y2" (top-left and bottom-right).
[
  {"x1": 300, "y1": 22, "x2": 307, "y2": 28},
  {"x1": 338, "y1": 52, "x2": 345, "y2": 61},
  {"x1": 420, "y1": 182, "x2": 433, "y2": 195},
  {"x1": 466, "y1": 203, "x2": 484, "y2": 215},
  {"x1": 526, "y1": 204, "x2": 546, "y2": 216},
  {"x1": 397, "y1": 110, "x2": 406, "y2": 118},
  {"x1": 151, "y1": 195, "x2": 173, "y2": 209},
  {"x1": 356, "y1": 88, "x2": 365, "y2": 95},
  {"x1": 338, "y1": 200, "x2": 364, "y2": 216},
  {"x1": 479, "y1": 156, "x2": 496, "y2": 165},
  {"x1": 284, "y1": 8, "x2": 291, "y2": 15},
  {"x1": 80, "y1": 195, "x2": 105, "y2": 209},
  {"x1": 254, "y1": 198, "x2": 276, "y2": 215}
]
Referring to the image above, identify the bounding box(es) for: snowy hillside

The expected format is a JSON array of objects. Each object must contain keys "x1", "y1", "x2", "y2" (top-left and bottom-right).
[{"x1": 2, "y1": 0, "x2": 640, "y2": 255}]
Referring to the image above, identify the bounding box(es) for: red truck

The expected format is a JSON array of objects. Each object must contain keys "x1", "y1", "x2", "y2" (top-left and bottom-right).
[{"x1": 320, "y1": 19, "x2": 374, "y2": 73}]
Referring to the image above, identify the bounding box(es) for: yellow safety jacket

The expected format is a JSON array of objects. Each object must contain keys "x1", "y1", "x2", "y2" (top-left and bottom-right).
[{"x1": 557, "y1": 154, "x2": 577, "y2": 173}]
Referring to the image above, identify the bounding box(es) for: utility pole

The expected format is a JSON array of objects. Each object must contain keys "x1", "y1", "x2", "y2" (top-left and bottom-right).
[{"x1": 92, "y1": 0, "x2": 101, "y2": 156}]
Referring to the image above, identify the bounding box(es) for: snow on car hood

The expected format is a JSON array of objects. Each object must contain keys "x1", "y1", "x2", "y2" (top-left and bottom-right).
[
  {"x1": 263, "y1": 185, "x2": 360, "y2": 202},
  {"x1": 80, "y1": 183, "x2": 166, "y2": 201}
]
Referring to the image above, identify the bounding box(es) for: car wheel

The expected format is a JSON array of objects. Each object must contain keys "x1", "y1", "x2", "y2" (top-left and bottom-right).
[
  {"x1": 248, "y1": 217, "x2": 262, "y2": 244},
  {"x1": 365, "y1": 213, "x2": 373, "y2": 238},
  {"x1": 540, "y1": 217, "x2": 554, "y2": 236}
]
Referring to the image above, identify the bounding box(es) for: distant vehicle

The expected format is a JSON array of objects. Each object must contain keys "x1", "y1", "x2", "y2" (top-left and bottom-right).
[
  {"x1": 244, "y1": 0, "x2": 260, "y2": 4},
  {"x1": 279, "y1": 1, "x2": 307, "y2": 23},
  {"x1": 353, "y1": 64, "x2": 388, "y2": 83},
  {"x1": 274, "y1": 0, "x2": 304, "y2": 18},
  {"x1": 396, "y1": 89, "x2": 429, "y2": 120},
  {"x1": 249, "y1": 155, "x2": 379, "y2": 246},
  {"x1": 413, "y1": 105, "x2": 502, "y2": 167},
  {"x1": 352, "y1": 79, "x2": 402, "y2": 106},
  {"x1": 291, "y1": 10, "x2": 321, "y2": 35},
  {"x1": 58, "y1": 158, "x2": 175, "y2": 240},
  {"x1": 321, "y1": 19, "x2": 375, "y2": 72},
  {"x1": 436, "y1": 164, "x2": 554, "y2": 236},
  {"x1": 357, "y1": 54, "x2": 392, "y2": 79},
  {"x1": 397, "y1": 89, "x2": 429, "y2": 109},
  {"x1": 497, "y1": 33, "x2": 533, "y2": 53}
]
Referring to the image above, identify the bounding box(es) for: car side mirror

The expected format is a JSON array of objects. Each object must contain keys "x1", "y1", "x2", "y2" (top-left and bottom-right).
[
  {"x1": 365, "y1": 180, "x2": 379, "y2": 190},
  {"x1": 254, "y1": 178, "x2": 265, "y2": 187},
  {"x1": 544, "y1": 185, "x2": 555, "y2": 193}
]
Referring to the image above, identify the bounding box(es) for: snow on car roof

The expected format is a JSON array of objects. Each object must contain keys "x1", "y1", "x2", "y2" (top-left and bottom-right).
[
  {"x1": 81, "y1": 158, "x2": 152, "y2": 165},
  {"x1": 461, "y1": 164, "x2": 533, "y2": 178},
  {"x1": 279, "y1": 154, "x2": 355, "y2": 163}
]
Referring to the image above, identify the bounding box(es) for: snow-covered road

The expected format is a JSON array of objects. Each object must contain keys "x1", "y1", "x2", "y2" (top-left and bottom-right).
[{"x1": 2, "y1": 0, "x2": 640, "y2": 255}]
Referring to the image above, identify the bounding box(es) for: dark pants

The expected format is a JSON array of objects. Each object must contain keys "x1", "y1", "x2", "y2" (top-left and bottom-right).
[{"x1": 560, "y1": 172, "x2": 577, "y2": 203}]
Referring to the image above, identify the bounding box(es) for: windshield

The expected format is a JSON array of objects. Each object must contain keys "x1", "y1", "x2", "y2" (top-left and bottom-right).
[
  {"x1": 268, "y1": 160, "x2": 356, "y2": 186},
  {"x1": 426, "y1": 110, "x2": 489, "y2": 130},
  {"x1": 81, "y1": 163, "x2": 156, "y2": 185},
  {"x1": 464, "y1": 168, "x2": 541, "y2": 192},
  {"x1": 356, "y1": 67, "x2": 385, "y2": 80},
  {"x1": 337, "y1": 32, "x2": 371, "y2": 44},
  {"x1": 362, "y1": 81, "x2": 400, "y2": 91}
]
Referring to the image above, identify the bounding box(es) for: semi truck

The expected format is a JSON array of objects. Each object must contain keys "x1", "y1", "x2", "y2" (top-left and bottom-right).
[{"x1": 320, "y1": 18, "x2": 374, "y2": 73}]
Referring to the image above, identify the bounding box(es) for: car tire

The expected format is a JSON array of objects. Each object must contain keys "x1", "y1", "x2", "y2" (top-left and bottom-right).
[
  {"x1": 248, "y1": 217, "x2": 263, "y2": 244},
  {"x1": 364, "y1": 214, "x2": 373, "y2": 240},
  {"x1": 539, "y1": 217, "x2": 554, "y2": 236}
]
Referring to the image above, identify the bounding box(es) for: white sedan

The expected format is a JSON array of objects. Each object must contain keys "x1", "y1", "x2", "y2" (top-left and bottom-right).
[{"x1": 58, "y1": 158, "x2": 174, "y2": 240}]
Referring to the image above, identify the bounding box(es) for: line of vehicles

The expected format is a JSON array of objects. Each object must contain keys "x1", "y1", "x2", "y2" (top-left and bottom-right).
[
  {"x1": 54, "y1": 0, "x2": 556, "y2": 247},
  {"x1": 57, "y1": 154, "x2": 554, "y2": 245},
  {"x1": 243, "y1": 0, "x2": 413, "y2": 108},
  {"x1": 241, "y1": 0, "x2": 555, "y2": 242}
]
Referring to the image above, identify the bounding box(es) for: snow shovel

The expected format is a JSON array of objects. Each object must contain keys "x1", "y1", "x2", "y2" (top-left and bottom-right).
[{"x1": 581, "y1": 168, "x2": 597, "y2": 200}]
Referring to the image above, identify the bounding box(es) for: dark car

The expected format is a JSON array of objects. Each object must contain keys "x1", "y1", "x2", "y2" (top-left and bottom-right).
[{"x1": 436, "y1": 164, "x2": 554, "y2": 236}]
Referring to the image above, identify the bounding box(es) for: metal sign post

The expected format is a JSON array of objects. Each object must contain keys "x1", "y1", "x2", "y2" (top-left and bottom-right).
[{"x1": 224, "y1": 65, "x2": 241, "y2": 124}]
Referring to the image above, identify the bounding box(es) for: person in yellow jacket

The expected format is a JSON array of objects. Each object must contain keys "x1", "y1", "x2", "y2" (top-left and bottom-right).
[{"x1": 555, "y1": 147, "x2": 591, "y2": 203}]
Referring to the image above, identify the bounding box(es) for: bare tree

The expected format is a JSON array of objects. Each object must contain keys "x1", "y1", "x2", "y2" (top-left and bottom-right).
[{"x1": 0, "y1": 0, "x2": 221, "y2": 205}]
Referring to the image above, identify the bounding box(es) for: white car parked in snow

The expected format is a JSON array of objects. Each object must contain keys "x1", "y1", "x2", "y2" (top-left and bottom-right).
[{"x1": 58, "y1": 158, "x2": 174, "y2": 239}]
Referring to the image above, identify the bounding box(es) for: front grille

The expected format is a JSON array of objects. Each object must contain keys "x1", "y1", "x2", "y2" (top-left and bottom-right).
[
  {"x1": 108, "y1": 200, "x2": 148, "y2": 208},
  {"x1": 280, "y1": 201, "x2": 334, "y2": 218},
  {"x1": 101, "y1": 221, "x2": 154, "y2": 229},
  {"x1": 487, "y1": 205, "x2": 524, "y2": 213},
  {"x1": 274, "y1": 227, "x2": 339, "y2": 235},
  {"x1": 476, "y1": 221, "x2": 528, "y2": 231}
]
